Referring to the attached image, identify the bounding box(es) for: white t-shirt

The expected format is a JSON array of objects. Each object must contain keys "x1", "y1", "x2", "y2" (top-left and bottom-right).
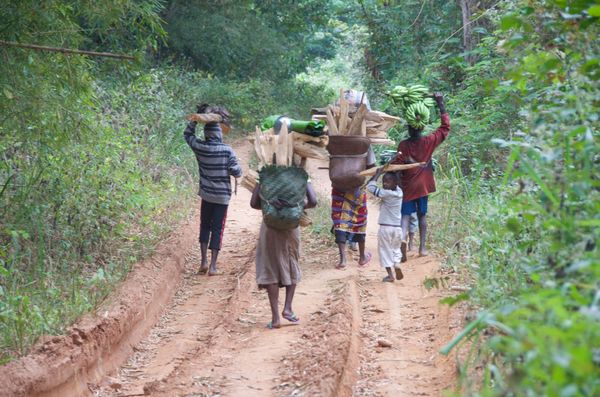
[{"x1": 367, "y1": 180, "x2": 403, "y2": 226}]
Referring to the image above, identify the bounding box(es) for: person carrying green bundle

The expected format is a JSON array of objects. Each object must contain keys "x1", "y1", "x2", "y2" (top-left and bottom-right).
[
  {"x1": 392, "y1": 92, "x2": 450, "y2": 260},
  {"x1": 250, "y1": 166, "x2": 317, "y2": 329}
]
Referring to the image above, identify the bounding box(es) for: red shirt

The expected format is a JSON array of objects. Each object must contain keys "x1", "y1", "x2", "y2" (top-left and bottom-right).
[{"x1": 393, "y1": 113, "x2": 450, "y2": 202}]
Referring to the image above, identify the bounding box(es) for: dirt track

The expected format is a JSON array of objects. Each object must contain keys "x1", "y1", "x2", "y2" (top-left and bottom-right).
[{"x1": 1, "y1": 140, "x2": 463, "y2": 397}]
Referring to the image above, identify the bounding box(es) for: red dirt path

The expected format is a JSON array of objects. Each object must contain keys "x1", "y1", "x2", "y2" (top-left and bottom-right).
[{"x1": 0, "y1": 140, "x2": 464, "y2": 397}]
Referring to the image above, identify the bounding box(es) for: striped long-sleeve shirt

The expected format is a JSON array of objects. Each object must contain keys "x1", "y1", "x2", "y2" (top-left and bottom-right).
[{"x1": 184, "y1": 121, "x2": 242, "y2": 205}]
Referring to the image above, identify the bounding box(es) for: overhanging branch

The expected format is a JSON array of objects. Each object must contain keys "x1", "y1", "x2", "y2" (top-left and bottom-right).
[{"x1": 0, "y1": 40, "x2": 135, "y2": 60}]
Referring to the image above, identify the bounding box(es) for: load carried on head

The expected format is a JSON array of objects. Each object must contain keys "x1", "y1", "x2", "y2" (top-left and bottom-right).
[
  {"x1": 387, "y1": 84, "x2": 435, "y2": 130},
  {"x1": 251, "y1": 115, "x2": 330, "y2": 166},
  {"x1": 315, "y1": 89, "x2": 408, "y2": 192},
  {"x1": 260, "y1": 115, "x2": 326, "y2": 137},
  {"x1": 186, "y1": 103, "x2": 233, "y2": 134},
  {"x1": 311, "y1": 89, "x2": 400, "y2": 145},
  {"x1": 242, "y1": 123, "x2": 313, "y2": 228},
  {"x1": 322, "y1": 89, "x2": 427, "y2": 186}
]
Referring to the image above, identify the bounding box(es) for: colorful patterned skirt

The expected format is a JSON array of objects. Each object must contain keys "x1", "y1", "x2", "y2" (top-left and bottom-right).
[{"x1": 331, "y1": 187, "x2": 368, "y2": 235}]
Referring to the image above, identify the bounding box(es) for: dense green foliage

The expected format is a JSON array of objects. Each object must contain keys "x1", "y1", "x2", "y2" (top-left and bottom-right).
[
  {"x1": 0, "y1": 0, "x2": 172, "y2": 361},
  {"x1": 454, "y1": 2, "x2": 600, "y2": 394},
  {"x1": 1, "y1": 0, "x2": 598, "y2": 395},
  {"x1": 398, "y1": 1, "x2": 599, "y2": 395},
  {"x1": 162, "y1": 0, "x2": 337, "y2": 80}
]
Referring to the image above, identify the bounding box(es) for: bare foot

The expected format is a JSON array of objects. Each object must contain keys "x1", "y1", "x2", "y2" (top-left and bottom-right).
[
  {"x1": 394, "y1": 266, "x2": 404, "y2": 280},
  {"x1": 198, "y1": 264, "x2": 208, "y2": 274},
  {"x1": 358, "y1": 252, "x2": 372, "y2": 267},
  {"x1": 419, "y1": 248, "x2": 428, "y2": 257},
  {"x1": 400, "y1": 241, "x2": 408, "y2": 263},
  {"x1": 382, "y1": 275, "x2": 395, "y2": 283},
  {"x1": 267, "y1": 320, "x2": 281, "y2": 329},
  {"x1": 335, "y1": 261, "x2": 347, "y2": 270}
]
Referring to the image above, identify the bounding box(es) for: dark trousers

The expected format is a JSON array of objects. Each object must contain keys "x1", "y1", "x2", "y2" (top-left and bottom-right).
[
  {"x1": 199, "y1": 200, "x2": 228, "y2": 250},
  {"x1": 333, "y1": 230, "x2": 366, "y2": 244}
]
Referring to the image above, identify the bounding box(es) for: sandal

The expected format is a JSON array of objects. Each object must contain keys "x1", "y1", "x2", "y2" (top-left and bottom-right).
[
  {"x1": 208, "y1": 270, "x2": 222, "y2": 276},
  {"x1": 198, "y1": 266, "x2": 208, "y2": 275},
  {"x1": 282, "y1": 312, "x2": 300, "y2": 323},
  {"x1": 382, "y1": 275, "x2": 395, "y2": 283},
  {"x1": 266, "y1": 322, "x2": 281, "y2": 329},
  {"x1": 358, "y1": 252, "x2": 372, "y2": 267}
]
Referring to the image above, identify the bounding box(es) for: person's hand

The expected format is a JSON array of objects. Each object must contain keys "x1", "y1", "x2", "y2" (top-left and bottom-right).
[
  {"x1": 196, "y1": 103, "x2": 210, "y2": 114},
  {"x1": 433, "y1": 92, "x2": 446, "y2": 114}
]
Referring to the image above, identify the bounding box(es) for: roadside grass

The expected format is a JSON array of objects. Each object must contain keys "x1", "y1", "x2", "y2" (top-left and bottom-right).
[
  {"x1": 306, "y1": 192, "x2": 335, "y2": 241},
  {"x1": 426, "y1": 150, "x2": 600, "y2": 395}
]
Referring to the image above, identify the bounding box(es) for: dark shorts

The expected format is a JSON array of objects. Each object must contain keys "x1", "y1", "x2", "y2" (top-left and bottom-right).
[
  {"x1": 334, "y1": 230, "x2": 366, "y2": 244},
  {"x1": 401, "y1": 196, "x2": 428, "y2": 216},
  {"x1": 199, "y1": 200, "x2": 228, "y2": 250}
]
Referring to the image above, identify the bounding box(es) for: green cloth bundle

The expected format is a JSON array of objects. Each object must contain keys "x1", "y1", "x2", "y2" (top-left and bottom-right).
[
  {"x1": 260, "y1": 115, "x2": 325, "y2": 137},
  {"x1": 259, "y1": 165, "x2": 308, "y2": 230},
  {"x1": 260, "y1": 115, "x2": 281, "y2": 131}
]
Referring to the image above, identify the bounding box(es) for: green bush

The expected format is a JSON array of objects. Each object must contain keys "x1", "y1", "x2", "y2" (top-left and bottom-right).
[{"x1": 431, "y1": 2, "x2": 600, "y2": 395}]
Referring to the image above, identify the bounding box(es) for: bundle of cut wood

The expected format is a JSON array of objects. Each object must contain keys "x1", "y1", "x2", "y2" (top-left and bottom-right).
[
  {"x1": 241, "y1": 125, "x2": 313, "y2": 226},
  {"x1": 311, "y1": 89, "x2": 400, "y2": 145},
  {"x1": 248, "y1": 126, "x2": 329, "y2": 166},
  {"x1": 186, "y1": 113, "x2": 232, "y2": 133},
  {"x1": 252, "y1": 124, "x2": 294, "y2": 167},
  {"x1": 186, "y1": 113, "x2": 224, "y2": 123},
  {"x1": 358, "y1": 162, "x2": 426, "y2": 176}
]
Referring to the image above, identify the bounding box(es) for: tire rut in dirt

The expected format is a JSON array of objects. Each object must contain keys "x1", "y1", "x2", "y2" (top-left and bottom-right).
[
  {"x1": 276, "y1": 276, "x2": 362, "y2": 397},
  {"x1": 92, "y1": 231, "x2": 260, "y2": 396},
  {"x1": 353, "y1": 255, "x2": 464, "y2": 396}
]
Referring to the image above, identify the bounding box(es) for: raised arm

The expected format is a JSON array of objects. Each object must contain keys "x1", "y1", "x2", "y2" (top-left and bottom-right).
[
  {"x1": 434, "y1": 92, "x2": 446, "y2": 115},
  {"x1": 366, "y1": 168, "x2": 384, "y2": 196},
  {"x1": 183, "y1": 121, "x2": 202, "y2": 150},
  {"x1": 427, "y1": 92, "x2": 450, "y2": 148}
]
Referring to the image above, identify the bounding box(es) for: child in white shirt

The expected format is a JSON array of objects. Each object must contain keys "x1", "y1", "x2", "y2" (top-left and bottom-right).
[{"x1": 366, "y1": 169, "x2": 404, "y2": 282}]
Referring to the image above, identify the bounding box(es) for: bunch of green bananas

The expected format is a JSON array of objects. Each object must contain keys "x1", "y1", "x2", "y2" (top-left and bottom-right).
[
  {"x1": 387, "y1": 84, "x2": 435, "y2": 129},
  {"x1": 405, "y1": 101, "x2": 430, "y2": 130}
]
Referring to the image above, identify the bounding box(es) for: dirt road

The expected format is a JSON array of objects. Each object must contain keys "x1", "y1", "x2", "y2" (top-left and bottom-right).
[{"x1": 82, "y1": 140, "x2": 461, "y2": 396}]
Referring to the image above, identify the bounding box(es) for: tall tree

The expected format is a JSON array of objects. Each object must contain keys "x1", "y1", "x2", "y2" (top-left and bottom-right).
[{"x1": 459, "y1": 0, "x2": 476, "y2": 64}]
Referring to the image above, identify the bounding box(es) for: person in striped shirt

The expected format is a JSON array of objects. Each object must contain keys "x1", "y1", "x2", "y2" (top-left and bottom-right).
[{"x1": 184, "y1": 104, "x2": 242, "y2": 275}]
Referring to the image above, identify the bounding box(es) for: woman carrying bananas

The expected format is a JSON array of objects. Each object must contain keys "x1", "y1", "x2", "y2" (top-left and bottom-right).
[{"x1": 392, "y1": 92, "x2": 450, "y2": 261}]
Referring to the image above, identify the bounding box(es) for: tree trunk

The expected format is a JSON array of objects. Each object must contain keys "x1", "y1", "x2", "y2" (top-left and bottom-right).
[
  {"x1": 364, "y1": 48, "x2": 381, "y2": 81},
  {"x1": 459, "y1": 0, "x2": 477, "y2": 65}
]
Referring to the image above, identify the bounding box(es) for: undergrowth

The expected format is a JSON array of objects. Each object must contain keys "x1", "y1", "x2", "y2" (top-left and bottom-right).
[{"x1": 306, "y1": 192, "x2": 335, "y2": 240}]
